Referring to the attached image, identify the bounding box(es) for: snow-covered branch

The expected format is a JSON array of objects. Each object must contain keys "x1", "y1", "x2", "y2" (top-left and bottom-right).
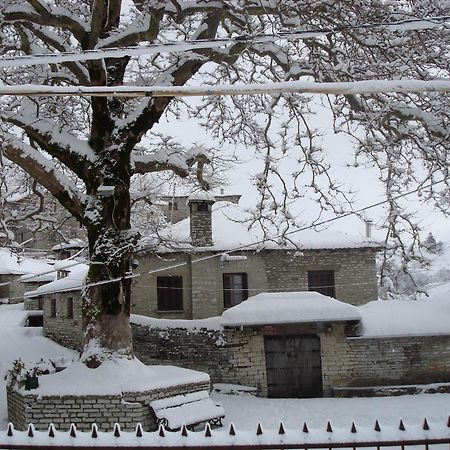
[{"x1": 2, "y1": 136, "x2": 85, "y2": 221}]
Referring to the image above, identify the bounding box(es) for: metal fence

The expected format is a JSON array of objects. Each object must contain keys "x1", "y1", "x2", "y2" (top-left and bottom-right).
[{"x1": 0, "y1": 418, "x2": 449, "y2": 449}]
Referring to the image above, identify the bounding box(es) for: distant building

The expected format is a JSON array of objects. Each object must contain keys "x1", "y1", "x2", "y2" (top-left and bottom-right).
[{"x1": 132, "y1": 195, "x2": 381, "y2": 319}]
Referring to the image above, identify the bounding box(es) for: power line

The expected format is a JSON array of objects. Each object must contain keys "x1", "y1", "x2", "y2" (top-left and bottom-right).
[
  {"x1": 0, "y1": 79, "x2": 449, "y2": 98},
  {"x1": 4, "y1": 175, "x2": 449, "y2": 301},
  {"x1": 0, "y1": 15, "x2": 448, "y2": 69}
]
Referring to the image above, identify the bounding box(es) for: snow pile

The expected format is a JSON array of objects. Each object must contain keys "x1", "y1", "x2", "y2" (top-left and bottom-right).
[
  {"x1": 153, "y1": 201, "x2": 380, "y2": 252},
  {"x1": 221, "y1": 292, "x2": 361, "y2": 327},
  {"x1": 0, "y1": 249, "x2": 53, "y2": 276},
  {"x1": 33, "y1": 357, "x2": 209, "y2": 396},
  {"x1": 25, "y1": 262, "x2": 88, "y2": 298}
]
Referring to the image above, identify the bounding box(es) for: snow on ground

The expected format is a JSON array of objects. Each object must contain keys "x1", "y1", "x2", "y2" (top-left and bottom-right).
[
  {"x1": 0, "y1": 303, "x2": 76, "y2": 428},
  {"x1": 0, "y1": 302, "x2": 449, "y2": 435},
  {"x1": 212, "y1": 391, "x2": 450, "y2": 430}
]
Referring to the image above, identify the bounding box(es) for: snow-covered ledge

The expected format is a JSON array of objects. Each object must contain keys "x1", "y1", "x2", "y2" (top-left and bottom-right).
[{"x1": 7, "y1": 358, "x2": 210, "y2": 432}]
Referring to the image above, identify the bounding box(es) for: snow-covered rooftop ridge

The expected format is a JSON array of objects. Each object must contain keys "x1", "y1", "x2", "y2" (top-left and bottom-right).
[
  {"x1": 0, "y1": 249, "x2": 54, "y2": 276},
  {"x1": 155, "y1": 201, "x2": 381, "y2": 252},
  {"x1": 221, "y1": 292, "x2": 361, "y2": 327},
  {"x1": 187, "y1": 190, "x2": 216, "y2": 202},
  {"x1": 24, "y1": 263, "x2": 88, "y2": 298},
  {"x1": 52, "y1": 238, "x2": 86, "y2": 251}
]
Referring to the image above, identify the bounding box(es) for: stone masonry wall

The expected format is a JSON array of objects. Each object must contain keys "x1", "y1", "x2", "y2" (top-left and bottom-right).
[
  {"x1": 43, "y1": 292, "x2": 83, "y2": 351},
  {"x1": 7, "y1": 380, "x2": 209, "y2": 432},
  {"x1": 133, "y1": 321, "x2": 450, "y2": 399},
  {"x1": 131, "y1": 254, "x2": 192, "y2": 319},
  {"x1": 133, "y1": 248, "x2": 378, "y2": 321},
  {"x1": 132, "y1": 323, "x2": 267, "y2": 395},
  {"x1": 321, "y1": 324, "x2": 450, "y2": 393},
  {"x1": 262, "y1": 249, "x2": 378, "y2": 306}
]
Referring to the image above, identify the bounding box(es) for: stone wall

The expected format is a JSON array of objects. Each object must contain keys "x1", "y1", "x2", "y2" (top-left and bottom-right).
[
  {"x1": 132, "y1": 323, "x2": 267, "y2": 395},
  {"x1": 43, "y1": 292, "x2": 83, "y2": 351},
  {"x1": 7, "y1": 380, "x2": 209, "y2": 432},
  {"x1": 132, "y1": 321, "x2": 450, "y2": 398},
  {"x1": 262, "y1": 249, "x2": 378, "y2": 306},
  {"x1": 322, "y1": 328, "x2": 450, "y2": 390}
]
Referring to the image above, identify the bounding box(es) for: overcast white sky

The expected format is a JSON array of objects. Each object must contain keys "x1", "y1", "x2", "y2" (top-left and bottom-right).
[{"x1": 154, "y1": 95, "x2": 450, "y2": 242}]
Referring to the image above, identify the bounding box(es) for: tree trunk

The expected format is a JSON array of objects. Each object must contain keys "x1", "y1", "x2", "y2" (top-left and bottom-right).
[{"x1": 81, "y1": 150, "x2": 139, "y2": 367}]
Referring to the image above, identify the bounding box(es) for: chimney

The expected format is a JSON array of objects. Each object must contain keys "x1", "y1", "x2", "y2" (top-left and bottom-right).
[
  {"x1": 365, "y1": 219, "x2": 373, "y2": 238},
  {"x1": 187, "y1": 191, "x2": 216, "y2": 247}
]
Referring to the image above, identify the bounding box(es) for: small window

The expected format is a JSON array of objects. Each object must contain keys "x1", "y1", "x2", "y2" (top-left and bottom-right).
[
  {"x1": 173, "y1": 202, "x2": 178, "y2": 211},
  {"x1": 168, "y1": 202, "x2": 173, "y2": 211},
  {"x1": 67, "y1": 297, "x2": 74, "y2": 319},
  {"x1": 308, "y1": 270, "x2": 335, "y2": 298},
  {"x1": 38, "y1": 297, "x2": 44, "y2": 310},
  {"x1": 197, "y1": 202, "x2": 209, "y2": 212},
  {"x1": 157, "y1": 276, "x2": 183, "y2": 311},
  {"x1": 50, "y1": 297, "x2": 56, "y2": 318},
  {"x1": 223, "y1": 273, "x2": 248, "y2": 309}
]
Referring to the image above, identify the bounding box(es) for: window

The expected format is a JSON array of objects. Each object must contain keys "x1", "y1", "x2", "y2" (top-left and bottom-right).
[
  {"x1": 168, "y1": 202, "x2": 178, "y2": 211},
  {"x1": 50, "y1": 297, "x2": 57, "y2": 318},
  {"x1": 197, "y1": 202, "x2": 209, "y2": 212},
  {"x1": 67, "y1": 297, "x2": 74, "y2": 319},
  {"x1": 223, "y1": 273, "x2": 248, "y2": 309},
  {"x1": 157, "y1": 276, "x2": 183, "y2": 311},
  {"x1": 308, "y1": 270, "x2": 335, "y2": 298}
]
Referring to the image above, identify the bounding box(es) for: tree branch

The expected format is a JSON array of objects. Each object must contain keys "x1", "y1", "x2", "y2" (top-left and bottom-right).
[{"x1": 2, "y1": 139, "x2": 85, "y2": 222}]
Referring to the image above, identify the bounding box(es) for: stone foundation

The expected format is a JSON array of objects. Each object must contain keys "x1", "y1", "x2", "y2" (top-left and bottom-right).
[{"x1": 7, "y1": 380, "x2": 210, "y2": 432}]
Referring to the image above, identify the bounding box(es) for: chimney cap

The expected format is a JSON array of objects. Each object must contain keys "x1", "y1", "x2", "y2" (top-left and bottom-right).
[{"x1": 187, "y1": 190, "x2": 216, "y2": 203}]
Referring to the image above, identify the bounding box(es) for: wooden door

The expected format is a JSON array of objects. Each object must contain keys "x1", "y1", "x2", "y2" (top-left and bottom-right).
[{"x1": 265, "y1": 335, "x2": 323, "y2": 398}]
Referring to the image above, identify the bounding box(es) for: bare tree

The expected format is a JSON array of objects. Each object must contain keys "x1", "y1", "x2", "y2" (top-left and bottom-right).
[{"x1": 0, "y1": 0, "x2": 449, "y2": 365}]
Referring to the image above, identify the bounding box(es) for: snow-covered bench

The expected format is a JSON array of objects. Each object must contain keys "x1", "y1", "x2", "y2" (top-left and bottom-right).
[{"x1": 150, "y1": 390, "x2": 225, "y2": 431}]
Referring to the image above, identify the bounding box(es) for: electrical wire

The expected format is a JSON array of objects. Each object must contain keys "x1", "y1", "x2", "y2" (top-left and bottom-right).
[{"x1": 0, "y1": 15, "x2": 448, "y2": 69}]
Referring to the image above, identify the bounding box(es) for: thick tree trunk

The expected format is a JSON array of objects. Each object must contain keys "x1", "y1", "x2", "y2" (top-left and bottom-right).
[{"x1": 80, "y1": 149, "x2": 139, "y2": 367}]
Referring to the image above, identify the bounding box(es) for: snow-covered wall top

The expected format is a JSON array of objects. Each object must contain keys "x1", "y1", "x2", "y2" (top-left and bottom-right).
[{"x1": 152, "y1": 201, "x2": 380, "y2": 252}]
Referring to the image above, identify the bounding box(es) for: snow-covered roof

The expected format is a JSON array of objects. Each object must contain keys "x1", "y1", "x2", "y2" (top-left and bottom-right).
[
  {"x1": 153, "y1": 201, "x2": 380, "y2": 252},
  {"x1": 52, "y1": 238, "x2": 86, "y2": 251},
  {"x1": 0, "y1": 249, "x2": 54, "y2": 276},
  {"x1": 187, "y1": 190, "x2": 216, "y2": 203},
  {"x1": 25, "y1": 262, "x2": 88, "y2": 298},
  {"x1": 221, "y1": 292, "x2": 362, "y2": 327}
]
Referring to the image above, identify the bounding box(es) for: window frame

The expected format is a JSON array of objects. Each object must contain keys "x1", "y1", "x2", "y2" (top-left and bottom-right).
[
  {"x1": 157, "y1": 276, "x2": 183, "y2": 312},
  {"x1": 223, "y1": 272, "x2": 249, "y2": 309},
  {"x1": 67, "y1": 297, "x2": 74, "y2": 319},
  {"x1": 50, "y1": 296, "x2": 57, "y2": 318},
  {"x1": 307, "y1": 270, "x2": 336, "y2": 298}
]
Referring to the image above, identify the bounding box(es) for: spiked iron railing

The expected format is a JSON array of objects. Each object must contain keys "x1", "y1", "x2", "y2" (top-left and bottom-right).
[{"x1": 0, "y1": 417, "x2": 449, "y2": 449}]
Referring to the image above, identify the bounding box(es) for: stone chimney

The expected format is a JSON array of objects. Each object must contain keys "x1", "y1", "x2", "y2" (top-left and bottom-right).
[
  {"x1": 365, "y1": 219, "x2": 373, "y2": 238},
  {"x1": 187, "y1": 191, "x2": 215, "y2": 247}
]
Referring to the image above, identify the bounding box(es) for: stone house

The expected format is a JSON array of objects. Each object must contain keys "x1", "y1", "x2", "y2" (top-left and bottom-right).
[
  {"x1": 25, "y1": 262, "x2": 87, "y2": 349},
  {"x1": 132, "y1": 194, "x2": 380, "y2": 319},
  {"x1": 0, "y1": 249, "x2": 54, "y2": 303}
]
